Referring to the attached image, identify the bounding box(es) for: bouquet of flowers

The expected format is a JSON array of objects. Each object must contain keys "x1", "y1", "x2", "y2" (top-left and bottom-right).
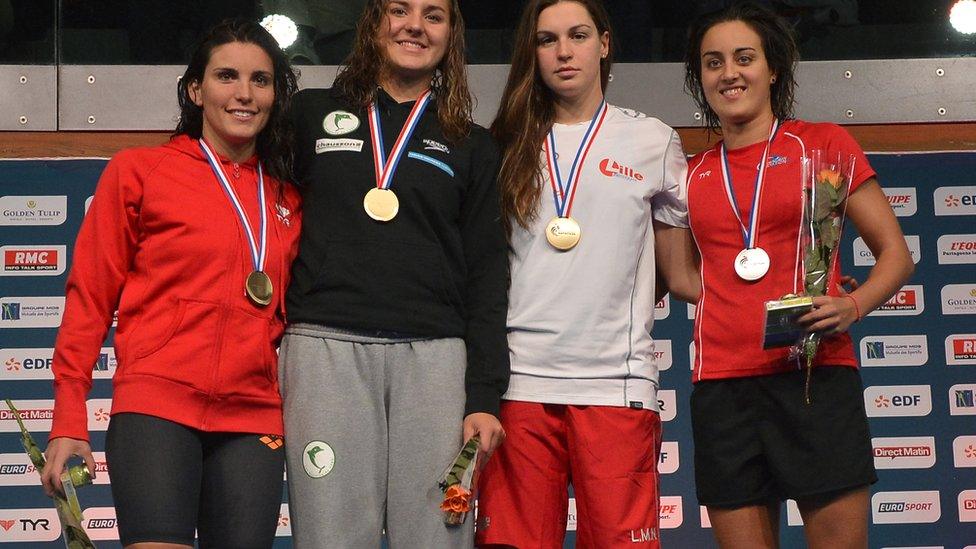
[
  {"x1": 437, "y1": 435, "x2": 480, "y2": 525},
  {"x1": 4, "y1": 400, "x2": 95, "y2": 549},
  {"x1": 792, "y1": 150, "x2": 856, "y2": 404}
]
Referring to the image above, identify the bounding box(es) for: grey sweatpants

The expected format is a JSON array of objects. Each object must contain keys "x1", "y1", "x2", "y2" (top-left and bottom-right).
[{"x1": 280, "y1": 323, "x2": 473, "y2": 548}]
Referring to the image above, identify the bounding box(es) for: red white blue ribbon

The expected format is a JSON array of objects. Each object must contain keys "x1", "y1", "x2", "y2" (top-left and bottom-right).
[
  {"x1": 368, "y1": 89, "x2": 432, "y2": 190},
  {"x1": 543, "y1": 100, "x2": 608, "y2": 218},
  {"x1": 718, "y1": 119, "x2": 780, "y2": 249},
  {"x1": 199, "y1": 139, "x2": 267, "y2": 274}
]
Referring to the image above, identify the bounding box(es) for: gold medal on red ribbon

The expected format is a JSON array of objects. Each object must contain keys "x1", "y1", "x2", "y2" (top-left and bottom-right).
[
  {"x1": 366, "y1": 90, "x2": 432, "y2": 223},
  {"x1": 542, "y1": 101, "x2": 608, "y2": 251},
  {"x1": 545, "y1": 216, "x2": 582, "y2": 251},
  {"x1": 246, "y1": 270, "x2": 273, "y2": 306},
  {"x1": 363, "y1": 188, "x2": 400, "y2": 222}
]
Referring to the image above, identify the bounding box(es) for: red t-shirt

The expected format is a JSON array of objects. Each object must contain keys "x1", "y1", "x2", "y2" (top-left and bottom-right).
[{"x1": 687, "y1": 120, "x2": 876, "y2": 381}]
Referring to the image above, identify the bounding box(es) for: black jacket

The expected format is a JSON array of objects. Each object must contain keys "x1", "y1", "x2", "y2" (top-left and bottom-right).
[{"x1": 286, "y1": 87, "x2": 510, "y2": 416}]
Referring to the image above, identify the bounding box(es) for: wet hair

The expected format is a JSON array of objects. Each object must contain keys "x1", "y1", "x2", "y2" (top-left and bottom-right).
[
  {"x1": 492, "y1": 0, "x2": 614, "y2": 233},
  {"x1": 332, "y1": 0, "x2": 472, "y2": 143},
  {"x1": 684, "y1": 1, "x2": 798, "y2": 133},
  {"x1": 175, "y1": 19, "x2": 299, "y2": 181}
]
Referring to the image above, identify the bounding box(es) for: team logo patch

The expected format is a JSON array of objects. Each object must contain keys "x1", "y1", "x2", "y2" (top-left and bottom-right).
[
  {"x1": 767, "y1": 155, "x2": 788, "y2": 167},
  {"x1": 423, "y1": 138, "x2": 450, "y2": 154},
  {"x1": 599, "y1": 158, "x2": 644, "y2": 181},
  {"x1": 302, "y1": 440, "x2": 336, "y2": 478},
  {"x1": 322, "y1": 110, "x2": 360, "y2": 135}
]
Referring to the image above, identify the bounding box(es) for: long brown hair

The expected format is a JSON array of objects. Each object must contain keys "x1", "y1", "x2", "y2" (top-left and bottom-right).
[
  {"x1": 332, "y1": 0, "x2": 472, "y2": 143},
  {"x1": 492, "y1": 0, "x2": 613, "y2": 232}
]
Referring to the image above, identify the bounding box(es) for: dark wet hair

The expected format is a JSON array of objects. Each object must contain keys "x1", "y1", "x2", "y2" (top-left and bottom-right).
[
  {"x1": 175, "y1": 19, "x2": 299, "y2": 181},
  {"x1": 684, "y1": 1, "x2": 798, "y2": 133}
]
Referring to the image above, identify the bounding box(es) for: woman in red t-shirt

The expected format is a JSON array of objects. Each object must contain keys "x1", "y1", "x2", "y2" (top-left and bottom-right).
[{"x1": 679, "y1": 3, "x2": 914, "y2": 548}]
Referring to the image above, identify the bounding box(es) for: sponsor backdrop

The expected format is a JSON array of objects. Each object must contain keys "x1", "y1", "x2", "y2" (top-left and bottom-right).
[{"x1": 0, "y1": 152, "x2": 973, "y2": 548}]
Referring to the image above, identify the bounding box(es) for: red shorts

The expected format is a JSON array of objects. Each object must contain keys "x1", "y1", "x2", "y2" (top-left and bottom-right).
[{"x1": 476, "y1": 401, "x2": 662, "y2": 549}]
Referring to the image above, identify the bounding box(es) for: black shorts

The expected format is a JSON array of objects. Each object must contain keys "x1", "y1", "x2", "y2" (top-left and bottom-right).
[
  {"x1": 691, "y1": 366, "x2": 877, "y2": 508},
  {"x1": 105, "y1": 413, "x2": 285, "y2": 547}
]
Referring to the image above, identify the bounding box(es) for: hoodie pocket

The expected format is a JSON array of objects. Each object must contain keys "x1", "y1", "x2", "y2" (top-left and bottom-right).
[{"x1": 130, "y1": 299, "x2": 221, "y2": 390}]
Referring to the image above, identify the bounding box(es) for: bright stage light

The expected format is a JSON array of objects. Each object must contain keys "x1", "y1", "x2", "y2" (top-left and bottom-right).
[
  {"x1": 950, "y1": 0, "x2": 976, "y2": 34},
  {"x1": 260, "y1": 14, "x2": 299, "y2": 49}
]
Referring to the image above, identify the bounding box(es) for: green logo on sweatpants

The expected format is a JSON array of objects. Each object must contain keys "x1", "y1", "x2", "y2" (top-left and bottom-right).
[{"x1": 302, "y1": 440, "x2": 336, "y2": 478}]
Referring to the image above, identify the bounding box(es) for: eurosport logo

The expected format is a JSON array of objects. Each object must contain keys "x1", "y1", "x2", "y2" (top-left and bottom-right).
[
  {"x1": 659, "y1": 496, "x2": 683, "y2": 529},
  {"x1": 0, "y1": 452, "x2": 108, "y2": 487},
  {"x1": 276, "y1": 503, "x2": 291, "y2": 537},
  {"x1": 959, "y1": 490, "x2": 976, "y2": 522},
  {"x1": 1, "y1": 347, "x2": 116, "y2": 380},
  {"x1": 0, "y1": 245, "x2": 66, "y2": 276},
  {"x1": 0, "y1": 400, "x2": 54, "y2": 432},
  {"x1": 859, "y1": 335, "x2": 928, "y2": 367},
  {"x1": 949, "y1": 384, "x2": 976, "y2": 416},
  {"x1": 86, "y1": 399, "x2": 113, "y2": 431},
  {"x1": 654, "y1": 296, "x2": 670, "y2": 320},
  {"x1": 941, "y1": 284, "x2": 976, "y2": 315},
  {"x1": 937, "y1": 234, "x2": 976, "y2": 264},
  {"x1": 934, "y1": 185, "x2": 976, "y2": 216},
  {"x1": 658, "y1": 441, "x2": 679, "y2": 474},
  {"x1": 657, "y1": 390, "x2": 676, "y2": 422},
  {"x1": 0, "y1": 296, "x2": 65, "y2": 328},
  {"x1": 883, "y1": 187, "x2": 918, "y2": 217},
  {"x1": 853, "y1": 236, "x2": 920, "y2": 266},
  {"x1": 598, "y1": 158, "x2": 645, "y2": 181},
  {"x1": 864, "y1": 385, "x2": 932, "y2": 417},
  {"x1": 0, "y1": 195, "x2": 67, "y2": 226},
  {"x1": 654, "y1": 340, "x2": 673, "y2": 372},
  {"x1": 869, "y1": 285, "x2": 924, "y2": 316},
  {"x1": 872, "y1": 491, "x2": 941, "y2": 524},
  {"x1": 81, "y1": 507, "x2": 119, "y2": 541},
  {"x1": 954, "y1": 436, "x2": 976, "y2": 468},
  {"x1": 946, "y1": 334, "x2": 976, "y2": 365},
  {"x1": 0, "y1": 508, "x2": 59, "y2": 542},
  {"x1": 872, "y1": 436, "x2": 936, "y2": 469}
]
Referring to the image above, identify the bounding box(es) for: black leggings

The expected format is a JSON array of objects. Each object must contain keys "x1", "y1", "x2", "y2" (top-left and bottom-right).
[{"x1": 105, "y1": 413, "x2": 284, "y2": 547}]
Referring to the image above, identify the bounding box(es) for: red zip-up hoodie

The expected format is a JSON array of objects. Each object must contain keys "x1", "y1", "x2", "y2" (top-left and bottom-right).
[{"x1": 50, "y1": 135, "x2": 302, "y2": 441}]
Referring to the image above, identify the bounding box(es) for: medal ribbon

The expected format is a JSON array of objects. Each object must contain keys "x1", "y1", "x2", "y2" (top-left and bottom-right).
[
  {"x1": 543, "y1": 100, "x2": 608, "y2": 218},
  {"x1": 368, "y1": 89, "x2": 433, "y2": 190},
  {"x1": 718, "y1": 119, "x2": 780, "y2": 249},
  {"x1": 199, "y1": 139, "x2": 267, "y2": 275}
]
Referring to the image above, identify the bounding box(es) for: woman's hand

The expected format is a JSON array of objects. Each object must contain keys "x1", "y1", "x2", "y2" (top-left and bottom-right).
[
  {"x1": 462, "y1": 412, "x2": 506, "y2": 462},
  {"x1": 797, "y1": 293, "x2": 859, "y2": 335},
  {"x1": 41, "y1": 437, "x2": 95, "y2": 497}
]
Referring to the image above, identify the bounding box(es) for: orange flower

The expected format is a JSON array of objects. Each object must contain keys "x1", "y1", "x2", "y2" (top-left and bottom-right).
[
  {"x1": 440, "y1": 484, "x2": 472, "y2": 513},
  {"x1": 818, "y1": 169, "x2": 843, "y2": 188}
]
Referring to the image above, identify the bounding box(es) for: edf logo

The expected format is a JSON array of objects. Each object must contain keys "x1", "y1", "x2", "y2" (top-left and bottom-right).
[{"x1": 865, "y1": 385, "x2": 932, "y2": 417}]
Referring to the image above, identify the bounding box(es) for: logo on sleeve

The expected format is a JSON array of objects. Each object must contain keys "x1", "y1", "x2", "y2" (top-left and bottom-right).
[{"x1": 322, "y1": 111, "x2": 360, "y2": 135}]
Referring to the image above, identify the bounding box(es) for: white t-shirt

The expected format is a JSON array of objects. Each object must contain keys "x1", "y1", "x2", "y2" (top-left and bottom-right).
[{"x1": 505, "y1": 105, "x2": 689, "y2": 411}]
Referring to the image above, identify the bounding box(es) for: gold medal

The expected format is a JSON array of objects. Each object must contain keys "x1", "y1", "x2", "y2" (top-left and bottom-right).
[
  {"x1": 545, "y1": 216, "x2": 581, "y2": 250},
  {"x1": 246, "y1": 270, "x2": 273, "y2": 306},
  {"x1": 363, "y1": 188, "x2": 399, "y2": 222}
]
